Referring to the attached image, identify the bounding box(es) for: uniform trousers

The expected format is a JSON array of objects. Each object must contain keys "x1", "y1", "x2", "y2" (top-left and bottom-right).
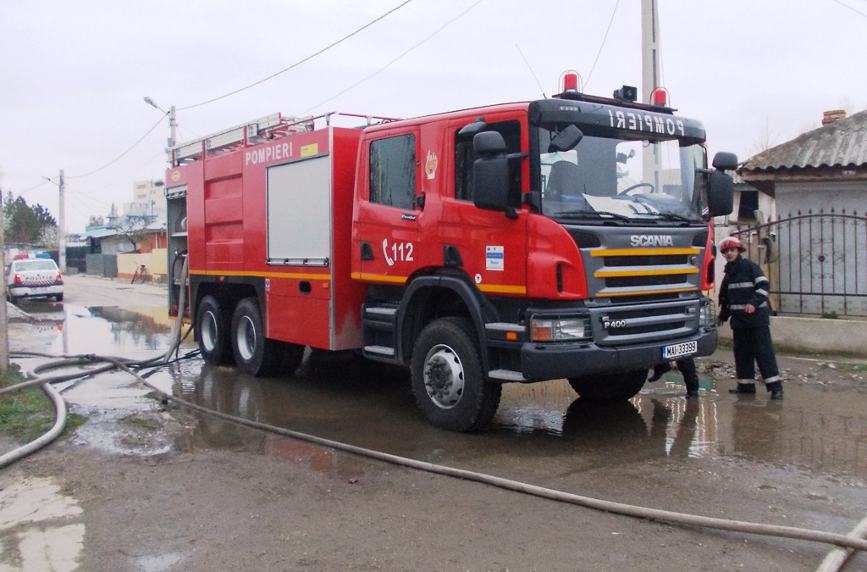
[{"x1": 732, "y1": 326, "x2": 780, "y2": 385}]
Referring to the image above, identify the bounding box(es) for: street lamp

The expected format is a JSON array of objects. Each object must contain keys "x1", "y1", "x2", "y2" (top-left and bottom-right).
[{"x1": 144, "y1": 96, "x2": 177, "y2": 164}]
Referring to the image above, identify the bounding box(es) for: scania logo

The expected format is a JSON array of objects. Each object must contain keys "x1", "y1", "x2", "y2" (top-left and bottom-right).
[
  {"x1": 602, "y1": 316, "x2": 628, "y2": 329},
  {"x1": 630, "y1": 234, "x2": 674, "y2": 247}
]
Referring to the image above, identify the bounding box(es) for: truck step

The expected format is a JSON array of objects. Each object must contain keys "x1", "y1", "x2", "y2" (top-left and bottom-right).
[
  {"x1": 363, "y1": 345, "x2": 395, "y2": 357},
  {"x1": 488, "y1": 369, "x2": 526, "y2": 382},
  {"x1": 365, "y1": 306, "x2": 398, "y2": 317}
]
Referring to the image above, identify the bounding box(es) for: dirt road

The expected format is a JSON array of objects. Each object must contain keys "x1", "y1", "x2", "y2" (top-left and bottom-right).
[{"x1": 2, "y1": 275, "x2": 867, "y2": 571}]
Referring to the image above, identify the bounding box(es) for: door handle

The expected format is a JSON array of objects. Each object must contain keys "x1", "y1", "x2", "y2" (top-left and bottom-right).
[{"x1": 360, "y1": 242, "x2": 374, "y2": 261}]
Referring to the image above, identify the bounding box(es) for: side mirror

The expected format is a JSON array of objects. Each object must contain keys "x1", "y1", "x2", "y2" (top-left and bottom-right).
[
  {"x1": 712, "y1": 151, "x2": 738, "y2": 171},
  {"x1": 548, "y1": 124, "x2": 583, "y2": 153},
  {"x1": 472, "y1": 132, "x2": 510, "y2": 213},
  {"x1": 707, "y1": 171, "x2": 734, "y2": 217}
]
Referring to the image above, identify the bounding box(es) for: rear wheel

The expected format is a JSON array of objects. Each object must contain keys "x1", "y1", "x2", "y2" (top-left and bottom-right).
[
  {"x1": 231, "y1": 297, "x2": 286, "y2": 377},
  {"x1": 197, "y1": 295, "x2": 232, "y2": 365},
  {"x1": 410, "y1": 317, "x2": 501, "y2": 432},
  {"x1": 567, "y1": 370, "x2": 647, "y2": 402}
]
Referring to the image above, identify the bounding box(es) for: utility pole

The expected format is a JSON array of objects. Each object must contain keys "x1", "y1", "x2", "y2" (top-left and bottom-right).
[
  {"x1": 0, "y1": 190, "x2": 8, "y2": 372},
  {"x1": 144, "y1": 97, "x2": 177, "y2": 165},
  {"x1": 641, "y1": 0, "x2": 663, "y2": 191},
  {"x1": 168, "y1": 105, "x2": 177, "y2": 153},
  {"x1": 58, "y1": 169, "x2": 66, "y2": 272}
]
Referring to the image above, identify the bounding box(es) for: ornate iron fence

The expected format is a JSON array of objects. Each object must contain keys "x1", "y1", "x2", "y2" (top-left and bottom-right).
[{"x1": 731, "y1": 209, "x2": 867, "y2": 317}]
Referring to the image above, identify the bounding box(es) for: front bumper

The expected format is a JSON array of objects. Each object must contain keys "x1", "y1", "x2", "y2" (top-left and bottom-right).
[
  {"x1": 8, "y1": 285, "x2": 63, "y2": 299},
  {"x1": 520, "y1": 327, "x2": 717, "y2": 381}
]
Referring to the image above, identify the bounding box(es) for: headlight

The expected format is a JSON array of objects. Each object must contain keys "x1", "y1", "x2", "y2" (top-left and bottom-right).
[
  {"x1": 699, "y1": 300, "x2": 716, "y2": 328},
  {"x1": 530, "y1": 316, "x2": 591, "y2": 342}
]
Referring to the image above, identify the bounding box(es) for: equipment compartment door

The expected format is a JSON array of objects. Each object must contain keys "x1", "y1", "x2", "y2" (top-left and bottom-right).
[{"x1": 266, "y1": 155, "x2": 332, "y2": 266}]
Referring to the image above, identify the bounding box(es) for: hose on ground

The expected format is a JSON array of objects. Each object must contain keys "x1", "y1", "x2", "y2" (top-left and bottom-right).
[
  {"x1": 0, "y1": 380, "x2": 66, "y2": 469},
  {"x1": 816, "y1": 513, "x2": 867, "y2": 572}
]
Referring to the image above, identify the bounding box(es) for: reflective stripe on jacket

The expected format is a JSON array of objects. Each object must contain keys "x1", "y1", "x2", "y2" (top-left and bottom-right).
[{"x1": 718, "y1": 256, "x2": 770, "y2": 328}]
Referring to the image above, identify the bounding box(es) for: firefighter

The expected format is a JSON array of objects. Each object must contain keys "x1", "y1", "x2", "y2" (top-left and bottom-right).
[
  {"x1": 716, "y1": 236, "x2": 783, "y2": 400},
  {"x1": 647, "y1": 358, "x2": 699, "y2": 398}
]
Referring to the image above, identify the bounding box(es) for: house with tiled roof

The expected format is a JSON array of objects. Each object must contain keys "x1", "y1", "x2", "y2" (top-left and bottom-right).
[
  {"x1": 740, "y1": 109, "x2": 867, "y2": 217},
  {"x1": 734, "y1": 109, "x2": 867, "y2": 318}
]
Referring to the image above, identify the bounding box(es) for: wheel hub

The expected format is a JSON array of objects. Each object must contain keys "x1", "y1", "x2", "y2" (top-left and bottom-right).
[
  {"x1": 236, "y1": 316, "x2": 256, "y2": 361},
  {"x1": 423, "y1": 344, "x2": 464, "y2": 409}
]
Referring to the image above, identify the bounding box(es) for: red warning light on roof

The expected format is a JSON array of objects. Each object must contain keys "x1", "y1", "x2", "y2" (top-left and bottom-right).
[
  {"x1": 651, "y1": 87, "x2": 669, "y2": 107},
  {"x1": 560, "y1": 70, "x2": 582, "y2": 93}
]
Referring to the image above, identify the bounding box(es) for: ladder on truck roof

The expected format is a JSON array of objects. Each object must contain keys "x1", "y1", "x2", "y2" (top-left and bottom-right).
[{"x1": 171, "y1": 111, "x2": 401, "y2": 166}]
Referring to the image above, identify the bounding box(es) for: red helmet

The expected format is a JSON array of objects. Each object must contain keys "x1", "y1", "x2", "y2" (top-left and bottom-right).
[{"x1": 719, "y1": 236, "x2": 745, "y2": 253}]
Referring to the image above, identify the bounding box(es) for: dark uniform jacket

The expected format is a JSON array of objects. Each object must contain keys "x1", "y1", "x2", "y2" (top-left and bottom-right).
[{"x1": 718, "y1": 256, "x2": 770, "y2": 329}]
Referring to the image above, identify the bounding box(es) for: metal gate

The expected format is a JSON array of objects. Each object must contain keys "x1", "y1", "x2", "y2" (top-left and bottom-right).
[{"x1": 731, "y1": 209, "x2": 867, "y2": 317}]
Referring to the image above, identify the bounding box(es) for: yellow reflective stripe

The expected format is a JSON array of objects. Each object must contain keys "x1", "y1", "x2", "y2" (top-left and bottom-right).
[
  {"x1": 596, "y1": 286, "x2": 698, "y2": 298},
  {"x1": 594, "y1": 267, "x2": 699, "y2": 278},
  {"x1": 589, "y1": 248, "x2": 700, "y2": 257},
  {"x1": 350, "y1": 272, "x2": 408, "y2": 284},
  {"x1": 477, "y1": 284, "x2": 527, "y2": 295},
  {"x1": 190, "y1": 269, "x2": 331, "y2": 280}
]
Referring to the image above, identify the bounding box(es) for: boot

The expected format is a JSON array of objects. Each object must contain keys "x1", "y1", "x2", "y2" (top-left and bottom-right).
[
  {"x1": 767, "y1": 381, "x2": 784, "y2": 400},
  {"x1": 728, "y1": 383, "x2": 756, "y2": 395},
  {"x1": 648, "y1": 363, "x2": 672, "y2": 382}
]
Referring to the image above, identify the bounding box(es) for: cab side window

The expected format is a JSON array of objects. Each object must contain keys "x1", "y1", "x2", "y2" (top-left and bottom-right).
[
  {"x1": 455, "y1": 120, "x2": 522, "y2": 206},
  {"x1": 369, "y1": 134, "x2": 416, "y2": 210}
]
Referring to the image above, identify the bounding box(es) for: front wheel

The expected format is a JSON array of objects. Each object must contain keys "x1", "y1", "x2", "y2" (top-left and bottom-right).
[
  {"x1": 410, "y1": 317, "x2": 501, "y2": 432},
  {"x1": 567, "y1": 370, "x2": 647, "y2": 402}
]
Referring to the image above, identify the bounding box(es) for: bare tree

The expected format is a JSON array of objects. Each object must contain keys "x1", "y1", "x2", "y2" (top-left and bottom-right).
[{"x1": 115, "y1": 215, "x2": 150, "y2": 253}]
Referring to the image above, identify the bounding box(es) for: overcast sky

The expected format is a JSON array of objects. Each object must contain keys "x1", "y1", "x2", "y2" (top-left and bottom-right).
[{"x1": 2, "y1": 0, "x2": 865, "y2": 232}]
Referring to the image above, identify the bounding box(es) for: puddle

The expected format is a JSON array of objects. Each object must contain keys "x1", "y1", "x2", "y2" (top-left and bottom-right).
[{"x1": 0, "y1": 477, "x2": 85, "y2": 572}]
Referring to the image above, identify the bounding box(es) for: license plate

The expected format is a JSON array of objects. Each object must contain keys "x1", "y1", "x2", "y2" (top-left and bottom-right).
[{"x1": 662, "y1": 341, "x2": 697, "y2": 359}]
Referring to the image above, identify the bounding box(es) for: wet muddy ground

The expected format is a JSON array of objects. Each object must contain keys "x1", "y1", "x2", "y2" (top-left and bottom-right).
[{"x1": 2, "y1": 275, "x2": 867, "y2": 571}]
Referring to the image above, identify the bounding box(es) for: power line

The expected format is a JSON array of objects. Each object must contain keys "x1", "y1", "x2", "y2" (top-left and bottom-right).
[
  {"x1": 829, "y1": 0, "x2": 867, "y2": 18},
  {"x1": 67, "y1": 115, "x2": 167, "y2": 179},
  {"x1": 584, "y1": 0, "x2": 620, "y2": 92},
  {"x1": 302, "y1": 0, "x2": 484, "y2": 115},
  {"x1": 12, "y1": 180, "x2": 50, "y2": 196},
  {"x1": 178, "y1": 0, "x2": 416, "y2": 111}
]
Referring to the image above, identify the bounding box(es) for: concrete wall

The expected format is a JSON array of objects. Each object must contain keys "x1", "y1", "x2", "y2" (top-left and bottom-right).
[
  {"x1": 775, "y1": 180, "x2": 867, "y2": 217},
  {"x1": 717, "y1": 316, "x2": 867, "y2": 358},
  {"x1": 117, "y1": 248, "x2": 167, "y2": 282}
]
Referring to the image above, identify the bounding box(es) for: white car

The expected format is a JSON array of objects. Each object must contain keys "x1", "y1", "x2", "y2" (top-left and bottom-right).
[{"x1": 6, "y1": 258, "x2": 64, "y2": 303}]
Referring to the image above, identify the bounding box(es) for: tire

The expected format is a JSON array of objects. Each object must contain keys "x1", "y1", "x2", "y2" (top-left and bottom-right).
[
  {"x1": 55, "y1": 294, "x2": 64, "y2": 302},
  {"x1": 230, "y1": 297, "x2": 283, "y2": 377},
  {"x1": 196, "y1": 295, "x2": 232, "y2": 365},
  {"x1": 410, "y1": 317, "x2": 501, "y2": 432},
  {"x1": 567, "y1": 369, "x2": 647, "y2": 402}
]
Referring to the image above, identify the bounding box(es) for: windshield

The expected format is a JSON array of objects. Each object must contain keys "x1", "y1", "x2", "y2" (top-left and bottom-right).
[{"x1": 538, "y1": 130, "x2": 707, "y2": 223}]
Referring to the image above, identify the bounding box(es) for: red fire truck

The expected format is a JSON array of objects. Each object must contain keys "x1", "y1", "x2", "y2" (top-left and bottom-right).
[{"x1": 165, "y1": 77, "x2": 735, "y2": 431}]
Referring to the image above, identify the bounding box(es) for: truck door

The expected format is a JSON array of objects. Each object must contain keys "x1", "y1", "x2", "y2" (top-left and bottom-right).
[
  {"x1": 353, "y1": 129, "x2": 422, "y2": 285},
  {"x1": 440, "y1": 118, "x2": 528, "y2": 296}
]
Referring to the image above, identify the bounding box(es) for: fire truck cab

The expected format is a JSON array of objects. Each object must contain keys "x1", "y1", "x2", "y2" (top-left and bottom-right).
[{"x1": 166, "y1": 86, "x2": 735, "y2": 432}]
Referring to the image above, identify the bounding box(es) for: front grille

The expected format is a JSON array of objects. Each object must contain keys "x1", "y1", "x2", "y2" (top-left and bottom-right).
[
  {"x1": 617, "y1": 321, "x2": 686, "y2": 336},
  {"x1": 606, "y1": 275, "x2": 684, "y2": 288},
  {"x1": 593, "y1": 299, "x2": 698, "y2": 346},
  {"x1": 603, "y1": 255, "x2": 689, "y2": 266}
]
